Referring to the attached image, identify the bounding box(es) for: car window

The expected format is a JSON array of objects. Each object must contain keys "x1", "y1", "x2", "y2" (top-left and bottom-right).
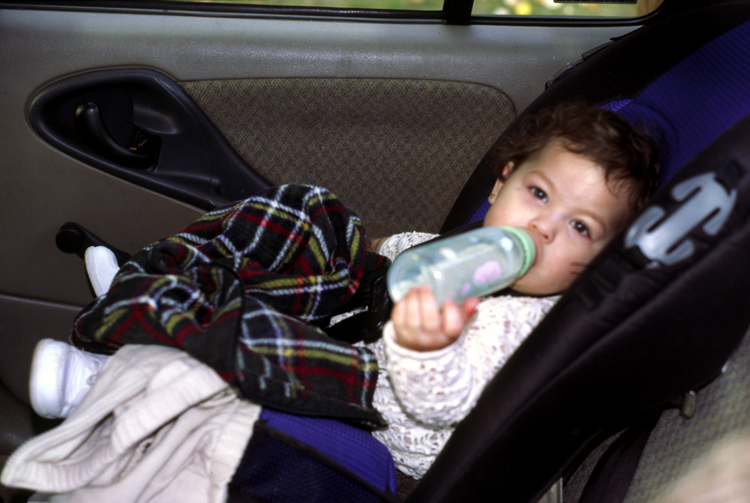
[
  {"x1": 167, "y1": 0, "x2": 663, "y2": 16},
  {"x1": 474, "y1": 0, "x2": 663, "y2": 17}
]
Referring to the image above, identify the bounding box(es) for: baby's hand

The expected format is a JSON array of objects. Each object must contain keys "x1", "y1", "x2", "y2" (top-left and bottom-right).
[{"x1": 392, "y1": 286, "x2": 480, "y2": 352}]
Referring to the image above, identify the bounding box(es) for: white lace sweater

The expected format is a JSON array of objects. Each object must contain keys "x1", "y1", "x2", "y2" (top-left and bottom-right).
[{"x1": 366, "y1": 232, "x2": 559, "y2": 479}]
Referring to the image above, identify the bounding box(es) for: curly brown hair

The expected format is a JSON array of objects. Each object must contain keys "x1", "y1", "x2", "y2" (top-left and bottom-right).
[{"x1": 495, "y1": 102, "x2": 660, "y2": 214}]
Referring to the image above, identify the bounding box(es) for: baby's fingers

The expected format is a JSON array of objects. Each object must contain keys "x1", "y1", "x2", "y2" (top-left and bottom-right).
[
  {"x1": 461, "y1": 296, "x2": 481, "y2": 320},
  {"x1": 417, "y1": 287, "x2": 441, "y2": 333},
  {"x1": 402, "y1": 287, "x2": 427, "y2": 333},
  {"x1": 442, "y1": 296, "x2": 480, "y2": 340},
  {"x1": 441, "y1": 300, "x2": 466, "y2": 340}
]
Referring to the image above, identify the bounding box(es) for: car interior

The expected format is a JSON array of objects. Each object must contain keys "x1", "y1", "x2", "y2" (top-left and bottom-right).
[{"x1": 2, "y1": 0, "x2": 750, "y2": 502}]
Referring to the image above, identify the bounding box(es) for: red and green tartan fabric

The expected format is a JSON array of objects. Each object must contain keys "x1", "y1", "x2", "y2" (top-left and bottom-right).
[{"x1": 71, "y1": 185, "x2": 389, "y2": 426}]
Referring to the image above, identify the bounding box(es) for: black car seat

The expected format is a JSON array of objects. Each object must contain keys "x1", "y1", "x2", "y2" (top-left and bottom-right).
[{"x1": 409, "y1": 3, "x2": 750, "y2": 503}]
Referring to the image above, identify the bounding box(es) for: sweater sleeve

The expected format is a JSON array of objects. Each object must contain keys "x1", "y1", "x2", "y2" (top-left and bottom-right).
[
  {"x1": 378, "y1": 232, "x2": 437, "y2": 261},
  {"x1": 382, "y1": 294, "x2": 559, "y2": 425}
]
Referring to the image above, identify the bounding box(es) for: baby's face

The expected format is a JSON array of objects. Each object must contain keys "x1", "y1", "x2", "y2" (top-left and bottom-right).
[{"x1": 484, "y1": 140, "x2": 632, "y2": 295}]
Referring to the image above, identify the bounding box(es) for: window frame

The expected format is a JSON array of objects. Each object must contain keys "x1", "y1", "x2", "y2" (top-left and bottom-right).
[{"x1": 0, "y1": 0, "x2": 676, "y2": 25}]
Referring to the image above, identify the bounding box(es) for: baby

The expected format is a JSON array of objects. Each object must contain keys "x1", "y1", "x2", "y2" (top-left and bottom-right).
[
  {"x1": 29, "y1": 102, "x2": 659, "y2": 482},
  {"x1": 368, "y1": 102, "x2": 658, "y2": 478}
]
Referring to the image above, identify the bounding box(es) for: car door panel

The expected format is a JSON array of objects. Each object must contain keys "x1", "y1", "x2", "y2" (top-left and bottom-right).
[
  {"x1": 29, "y1": 68, "x2": 270, "y2": 209},
  {"x1": 1, "y1": 5, "x2": 635, "y2": 297},
  {"x1": 0, "y1": 2, "x2": 638, "y2": 445},
  {"x1": 179, "y1": 76, "x2": 515, "y2": 237}
]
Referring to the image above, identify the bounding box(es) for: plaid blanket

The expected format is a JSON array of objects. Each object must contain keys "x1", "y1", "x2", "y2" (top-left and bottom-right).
[{"x1": 72, "y1": 185, "x2": 389, "y2": 425}]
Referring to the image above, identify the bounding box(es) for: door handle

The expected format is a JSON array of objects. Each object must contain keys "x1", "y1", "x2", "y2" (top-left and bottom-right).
[
  {"x1": 29, "y1": 68, "x2": 270, "y2": 208},
  {"x1": 74, "y1": 102, "x2": 160, "y2": 169},
  {"x1": 56, "y1": 222, "x2": 131, "y2": 266}
]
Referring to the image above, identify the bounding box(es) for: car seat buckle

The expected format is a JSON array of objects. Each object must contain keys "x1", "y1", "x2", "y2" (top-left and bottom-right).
[{"x1": 625, "y1": 169, "x2": 742, "y2": 269}]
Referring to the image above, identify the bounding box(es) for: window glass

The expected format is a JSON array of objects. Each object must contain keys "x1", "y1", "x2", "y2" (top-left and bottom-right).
[
  {"x1": 473, "y1": 0, "x2": 663, "y2": 17},
  {"x1": 170, "y1": 0, "x2": 662, "y2": 14},
  {"x1": 172, "y1": 0, "x2": 442, "y2": 10}
]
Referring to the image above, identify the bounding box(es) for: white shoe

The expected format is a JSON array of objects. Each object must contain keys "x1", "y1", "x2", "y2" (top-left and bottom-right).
[
  {"x1": 84, "y1": 246, "x2": 120, "y2": 296},
  {"x1": 29, "y1": 339, "x2": 109, "y2": 419}
]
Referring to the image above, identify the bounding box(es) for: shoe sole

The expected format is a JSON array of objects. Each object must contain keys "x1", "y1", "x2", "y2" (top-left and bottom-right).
[{"x1": 28, "y1": 338, "x2": 67, "y2": 419}]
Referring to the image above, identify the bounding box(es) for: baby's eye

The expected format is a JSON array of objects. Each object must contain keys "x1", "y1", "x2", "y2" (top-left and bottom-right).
[
  {"x1": 530, "y1": 187, "x2": 547, "y2": 202},
  {"x1": 571, "y1": 220, "x2": 590, "y2": 237}
]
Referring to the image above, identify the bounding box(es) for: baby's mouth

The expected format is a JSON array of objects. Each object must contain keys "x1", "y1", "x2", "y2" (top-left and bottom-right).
[{"x1": 528, "y1": 235, "x2": 541, "y2": 270}]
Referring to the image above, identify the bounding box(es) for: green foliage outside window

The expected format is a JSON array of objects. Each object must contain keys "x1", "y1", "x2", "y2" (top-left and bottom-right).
[
  {"x1": 474, "y1": 0, "x2": 661, "y2": 17},
  {"x1": 171, "y1": 0, "x2": 661, "y2": 15}
]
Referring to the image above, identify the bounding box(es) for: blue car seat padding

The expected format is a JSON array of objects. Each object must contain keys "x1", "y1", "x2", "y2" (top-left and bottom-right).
[
  {"x1": 256, "y1": 409, "x2": 397, "y2": 495},
  {"x1": 229, "y1": 409, "x2": 398, "y2": 502},
  {"x1": 601, "y1": 18, "x2": 750, "y2": 183},
  {"x1": 466, "y1": 14, "x2": 750, "y2": 226},
  {"x1": 413, "y1": 4, "x2": 750, "y2": 502},
  {"x1": 444, "y1": 2, "x2": 750, "y2": 232}
]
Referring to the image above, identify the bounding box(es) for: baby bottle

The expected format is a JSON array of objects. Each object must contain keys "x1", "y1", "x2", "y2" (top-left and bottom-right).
[{"x1": 387, "y1": 226, "x2": 536, "y2": 305}]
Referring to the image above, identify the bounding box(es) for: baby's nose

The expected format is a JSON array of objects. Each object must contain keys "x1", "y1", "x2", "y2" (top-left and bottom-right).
[{"x1": 529, "y1": 216, "x2": 555, "y2": 242}]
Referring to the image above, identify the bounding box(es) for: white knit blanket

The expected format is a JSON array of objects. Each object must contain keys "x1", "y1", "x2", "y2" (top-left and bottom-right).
[{"x1": 1, "y1": 345, "x2": 260, "y2": 503}]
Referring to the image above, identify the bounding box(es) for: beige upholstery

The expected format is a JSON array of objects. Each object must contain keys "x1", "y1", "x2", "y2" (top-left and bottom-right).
[
  {"x1": 181, "y1": 78, "x2": 515, "y2": 237},
  {"x1": 623, "y1": 324, "x2": 750, "y2": 503}
]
